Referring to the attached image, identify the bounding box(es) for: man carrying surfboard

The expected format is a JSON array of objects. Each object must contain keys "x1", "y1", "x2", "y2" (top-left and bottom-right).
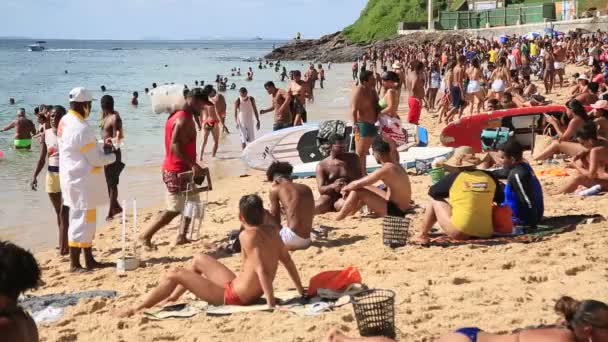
[{"x1": 351, "y1": 70, "x2": 379, "y2": 175}]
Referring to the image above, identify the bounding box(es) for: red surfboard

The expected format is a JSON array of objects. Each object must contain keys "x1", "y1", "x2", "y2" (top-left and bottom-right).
[{"x1": 440, "y1": 105, "x2": 569, "y2": 152}]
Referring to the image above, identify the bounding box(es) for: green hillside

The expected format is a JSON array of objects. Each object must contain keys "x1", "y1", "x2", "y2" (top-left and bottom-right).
[
  {"x1": 342, "y1": 0, "x2": 448, "y2": 43},
  {"x1": 342, "y1": 0, "x2": 586, "y2": 43}
]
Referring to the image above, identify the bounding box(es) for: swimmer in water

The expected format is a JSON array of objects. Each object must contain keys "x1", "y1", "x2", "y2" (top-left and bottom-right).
[
  {"x1": 131, "y1": 91, "x2": 139, "y2": 106},
  {"x1": 1, "y1": 108, "x2": 36, "y2": 150}
]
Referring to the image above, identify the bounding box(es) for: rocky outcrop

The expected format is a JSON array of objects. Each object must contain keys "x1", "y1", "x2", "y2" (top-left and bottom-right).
[
  {"x1": 265, "y1": 32, "x2": 368, "y2": 63},
  {"x1": 265, "y1": 31, "x2": 470, "y2": 63}
]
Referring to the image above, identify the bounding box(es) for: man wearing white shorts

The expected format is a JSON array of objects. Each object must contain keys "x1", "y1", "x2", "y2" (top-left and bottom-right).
[
  {"x1": 554, "y1": 41, "x2": 567, "y2": 88},
  {"x1": 234, "y1": 87, "x2": 260, "y2": 149},
  {"x1": 266, "y1": 161, "x2": 315, "y2": 251}
]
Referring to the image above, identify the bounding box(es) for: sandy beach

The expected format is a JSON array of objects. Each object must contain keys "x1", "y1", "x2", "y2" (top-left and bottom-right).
[{"x1": 31, "y1": 64, "x2": 608, "y2": 342}]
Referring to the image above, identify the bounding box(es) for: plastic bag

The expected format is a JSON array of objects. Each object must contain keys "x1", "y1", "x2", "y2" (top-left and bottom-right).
[
  {"x1": 308, "y1": 266, "x2": 362, "y2": 297},
  {"x1": 149, "y1": 84, "x2": 186, "y2": 114}
]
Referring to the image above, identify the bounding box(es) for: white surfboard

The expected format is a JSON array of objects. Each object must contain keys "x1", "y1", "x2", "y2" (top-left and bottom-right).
[
  {"x1": 242, "y1": 122, "x2": 422, "y2": 171},
  {"x1": 241, "y1": 124, "x2": 319, "y2": 171},
  {"x1": 291, "y1": 147, "x2": 455, "y2": 178}
]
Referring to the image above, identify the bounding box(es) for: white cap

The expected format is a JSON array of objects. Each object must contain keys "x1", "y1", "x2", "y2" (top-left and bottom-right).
[
  {"x1": 578, "y1": 74, "x2": 589, "y2": 81},
  {"x1": 68, "y1": 87, "x2": 93, "y2": 102}
]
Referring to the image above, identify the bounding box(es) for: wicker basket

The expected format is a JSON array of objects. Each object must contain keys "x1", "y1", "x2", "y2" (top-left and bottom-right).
[
  {"x1": 351, "y1": 289, "x2": 396, "y2": 338},
  {"x1": 382, "y1": 216, "x2": 411, "y2": 248}
]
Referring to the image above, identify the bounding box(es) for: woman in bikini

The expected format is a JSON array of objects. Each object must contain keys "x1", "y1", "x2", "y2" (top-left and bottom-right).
[
  {"x1": 322, "y1": 296, "x2": 608, "y2": 342},
  {"x1": 288, "y1": 70, "x2": 309, "y2": 126},
  {"x1": 590, "y1": 100, "x2": 608, "y2": 139},
  {"x1": 533, "y1": 99, "x2": 591, "y2": 162},
  {"x1": 427, "y1": 62, "x2": 441, "y2": 112},
  {"x1": 490, "y1": 57, "x2": 511, "y2": 100},
  {"x1": 465, "y1": 58, "x2": 484, "y2": 115},
  {"x1": 30, "y1": 105, "x2": 69, "y2": 255},
  {"x1": 543, "y1": 45, "x2": 556, "y2": 95},
  {"x1": 199, "y1": 86, "x2": 220, "y2": 161}
]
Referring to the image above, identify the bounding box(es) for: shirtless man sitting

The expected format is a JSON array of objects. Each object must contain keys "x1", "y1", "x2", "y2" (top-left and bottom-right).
[
  {"x1": 315, "y1": 124, "x2": 363, "y2": 215},
  {"x1": 336, "y1": 137, "x2": 412, "y2": 220},
  {"x1": 118, "y1": 195, "x2": 304, "y2": 317},
  {"x1": 1, "y1": 108, "x2": 36, "y2": 150},
  {"x1": 267, "y1": 161, "x2": 315, "y2": 251},
  {"x1": 351, "y1": 70, "x2": 380, "y2": 174}
]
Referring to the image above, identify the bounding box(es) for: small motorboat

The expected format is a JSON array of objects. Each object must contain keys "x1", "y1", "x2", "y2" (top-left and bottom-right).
[{"x1": 28, "y1": 41, "x2": 46, "y2": 52}]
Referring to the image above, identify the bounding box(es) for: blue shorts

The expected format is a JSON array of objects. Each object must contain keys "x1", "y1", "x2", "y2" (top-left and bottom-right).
[{"x1": 450, "y1": 86, "x2": 463, "y2": 108}]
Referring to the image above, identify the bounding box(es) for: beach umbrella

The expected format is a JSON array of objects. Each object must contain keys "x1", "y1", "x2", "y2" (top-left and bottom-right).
[{"x1": 525, "y1": 32, "x2": 540, "y2": 40}]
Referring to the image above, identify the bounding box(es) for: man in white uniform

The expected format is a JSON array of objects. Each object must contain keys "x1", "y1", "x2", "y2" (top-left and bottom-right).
[
  {"x1": 234, "y1": 87, "x2": 260, "y2": 149},
  {"x1": 58, "y1": 87, "x2": 117, "y2": 272}
]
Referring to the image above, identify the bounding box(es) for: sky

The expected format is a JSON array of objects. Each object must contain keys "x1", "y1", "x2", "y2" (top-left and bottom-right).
[{"x1": 0, "y1": 0, "x2": 368, "y2": 40}]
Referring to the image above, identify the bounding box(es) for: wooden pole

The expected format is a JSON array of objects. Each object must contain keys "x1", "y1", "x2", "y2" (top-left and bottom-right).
[{"x1": 428, "y1": 0, "x2": 434, "y2": 31}]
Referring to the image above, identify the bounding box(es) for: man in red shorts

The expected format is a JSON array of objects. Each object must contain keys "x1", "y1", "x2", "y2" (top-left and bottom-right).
[
  {"x1": 406, "y1": 61, "x2": 425, "y2": 124},
  {"x1": 139, "y1": 88, "x2": 209, "y2": 248},
  {"x1": 117, "y1": 194, "x2": 304, "y2": 317}
]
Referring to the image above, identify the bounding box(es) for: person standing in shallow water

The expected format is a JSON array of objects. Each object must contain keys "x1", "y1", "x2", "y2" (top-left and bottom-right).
[
  {"x1": 1, "y1": 108, "x2": 36, "y2": 150},
  {"x1": 100, "y1": 95, "x2": 125, "y2": 221},
  {"x1": 199, "y1": 85, "x2": 221, "y2": 161},
  {"x1": 318, "y1": 64, "x2": 326, "y2": 89},
  {"x1": 31, "y1": 105, "x2": 70, "y2": 256},
  {"x1": 260, "y1": 81, "x2": 292, "y2": 131},
  {"x1": 234, "y1": 87, "x2": 260, "y2": 150},
  {"x1": 131, "y1": 91, "x2": 139, "y2": 106}
]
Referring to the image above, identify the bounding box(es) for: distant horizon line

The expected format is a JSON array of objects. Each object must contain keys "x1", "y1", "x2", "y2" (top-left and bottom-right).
[{"x1": 0, "y1": 36, "x2": 298, "y2": 41}]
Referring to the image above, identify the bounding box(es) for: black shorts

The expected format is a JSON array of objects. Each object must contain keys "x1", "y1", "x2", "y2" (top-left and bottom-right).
[
  {"x1": 105, "y1": 161, "x2": 125, "y2": 187},
  {"x1": 387, "y1": 201, "x2": 407, "y2": 217}
]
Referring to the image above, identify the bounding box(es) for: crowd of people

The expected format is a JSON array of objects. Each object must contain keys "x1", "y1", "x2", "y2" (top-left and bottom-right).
[{"x1": 1, "y1": 27, "x2": 608, "y2": 341}]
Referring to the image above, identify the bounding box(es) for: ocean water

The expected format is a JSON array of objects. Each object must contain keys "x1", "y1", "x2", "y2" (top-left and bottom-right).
[{"x1": 0, "y1": 39, "x2": 354, "y2": 251}]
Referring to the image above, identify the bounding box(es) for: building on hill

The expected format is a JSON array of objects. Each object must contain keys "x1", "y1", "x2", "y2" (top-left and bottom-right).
[
  {"x1": 435, "y1": 1, "x2": 556, "y2": 29},
  {"x1": 467, "y1": 0, "x2": 506, "y2": 10}
]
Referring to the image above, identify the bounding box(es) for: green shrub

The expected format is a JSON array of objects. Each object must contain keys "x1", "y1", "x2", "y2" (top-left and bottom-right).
[{"x1": 343, "y1": 0, "x2": 448, "y2": 43}]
